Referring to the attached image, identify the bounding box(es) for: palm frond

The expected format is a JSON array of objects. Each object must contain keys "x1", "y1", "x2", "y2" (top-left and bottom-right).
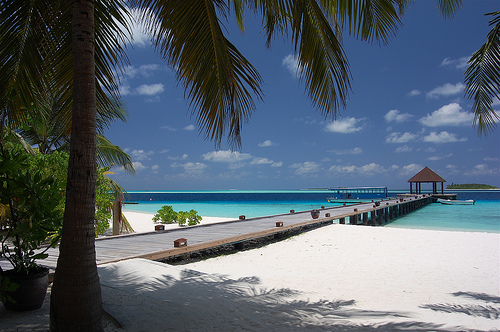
[
  {"x1": 134, "y1": 0, "x2": 264, "y2": 148},
  {"x1": 465, "y1": 11, "x2": 500, "y2": 135},
  {"x1": 435, "y1": 0, "x2": 463, "y2": 19},
  {"x1": 96, "y1": 134, "x2": 135, "y2": 174}
]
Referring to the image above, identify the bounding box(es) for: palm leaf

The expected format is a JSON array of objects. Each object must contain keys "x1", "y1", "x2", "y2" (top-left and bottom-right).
[
  {"x1": 96, "y1": 134, "x2": 135, "y2": 174},
  {"x1": 464, "y1": 11, "x2": 500, "y2": 135},
  {"x1": 133, "y1": 0, "x2": 264, "y2": 148}
]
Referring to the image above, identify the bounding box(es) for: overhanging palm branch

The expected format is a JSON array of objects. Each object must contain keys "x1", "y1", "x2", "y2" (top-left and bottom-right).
[
  {"x1": 465, "y1": 11, "x2": 500, "y2": 135},
  {"x1": 133, "y1": 0, "x2": 264, "y2": 148},
  {"x1": 97, "y1": 134, "x2": 135, "y2": 174}
]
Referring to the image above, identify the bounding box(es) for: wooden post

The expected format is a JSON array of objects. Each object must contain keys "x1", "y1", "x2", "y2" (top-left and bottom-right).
[
  {"x1": 362, "y1": 212, "x2": 368, "y2": 225},
  {"x1": 112, "y1": 200, "x2": 121, "y2": 236},
  {"x1": 339, "y1": 217, "x2": 345, "y2": 224}
]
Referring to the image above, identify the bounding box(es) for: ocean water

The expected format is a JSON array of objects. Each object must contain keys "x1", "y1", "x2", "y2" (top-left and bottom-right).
[{"x1": 123, "y1": 190, "x2": 500, "y2": 233}]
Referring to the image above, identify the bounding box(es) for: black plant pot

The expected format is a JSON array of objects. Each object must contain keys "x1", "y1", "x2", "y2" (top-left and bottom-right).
[
  {"x1": 1, "y1": 267, "x2": 49, "y2": 311},
  {"x1": 311, "y1": 210, "x2": 320, "y2": 219}
]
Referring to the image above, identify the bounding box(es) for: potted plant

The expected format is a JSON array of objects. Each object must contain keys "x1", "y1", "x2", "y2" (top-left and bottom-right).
[{"x1": 0, "y1": 145, "x2": 63, "y2": 311}]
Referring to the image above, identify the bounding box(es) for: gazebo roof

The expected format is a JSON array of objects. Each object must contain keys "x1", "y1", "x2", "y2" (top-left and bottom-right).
[{"x1": 408, "y1": 166, "x2": 446, "y2": 183}]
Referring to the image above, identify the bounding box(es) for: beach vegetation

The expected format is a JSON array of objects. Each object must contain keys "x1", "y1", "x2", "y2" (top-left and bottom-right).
[
  {"x1": 153, "y1": 206, "x2": 178, "y2": 224},
  {"x1": 153, "y1": 206, "x2": 202, "y2": 227},
  {"x1": 0, "y1": 0, "x2": 468, "y2": 329},
  {"x1": 446, "y1": 183, "x2": 499, "y2": 190}
]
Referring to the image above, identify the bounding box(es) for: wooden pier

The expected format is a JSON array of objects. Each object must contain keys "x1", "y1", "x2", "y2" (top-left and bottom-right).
[{"x1": 0, "y1": 195, "x2": 434, "y2": 270}]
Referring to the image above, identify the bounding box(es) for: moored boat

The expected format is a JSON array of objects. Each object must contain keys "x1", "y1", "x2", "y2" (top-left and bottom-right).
[
  {"x1": 437, "y1": 198, "x2": 475, "y2": 205},
  {"x1": 327, "y1": 186, "x2": 388, "y2": 203}
]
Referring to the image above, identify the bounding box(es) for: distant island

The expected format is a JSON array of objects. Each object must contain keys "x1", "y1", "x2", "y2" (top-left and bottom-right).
[{"x1": 446, "y1": 183, "x2": 498, "y2": 190}]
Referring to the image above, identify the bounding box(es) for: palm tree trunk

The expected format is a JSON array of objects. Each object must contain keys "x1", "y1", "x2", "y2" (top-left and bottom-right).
[{"x1": 50, "y1": 0, "x2": 102, "y2": 330}]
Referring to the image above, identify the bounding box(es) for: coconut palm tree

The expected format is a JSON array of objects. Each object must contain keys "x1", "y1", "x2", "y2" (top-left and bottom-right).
[
  {"x1": 1, "y1": 0, "x2": 464, "y2": 330},
  {"x1": 465, "y1": 10, "x2": 500, "y2": 135}
]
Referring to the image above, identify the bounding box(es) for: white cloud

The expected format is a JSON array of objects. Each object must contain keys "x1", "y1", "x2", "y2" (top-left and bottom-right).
[
  {"x1": 426, "y1": 82, "x2": 465, "y2": 99},
  {"x1": 159, "y1": 149, "x2": 170, "y2": 154},
  {"x1": 123, "y1": 64, "x2": 162, "y2": 79},
  {"x1": 385, "y1": 109, "x2": 413, "y2": 123},
  {"x1": 328, "y1": 163, "x2": 386, "y2": 175},
  {"x1": 400, "y1": 164, "x2": 423, "y2": 176},
  {"x1": 132, "y1": 161, "x2": 147, "y2": 171},
  {"x1": 129, "y1": 149, "x2": 154, "y2": 161},
  {"x1": 441, "y1": 56, "x2": 470, "y2": 69},
  {"x1": 271, "y1": 162, "x2": 283, "y2": 167},
  {"x1": 151, "y1": 164, "x2": 160, "y2": 174},
  {"x1": 329, "y1": 147, "x2": 363, "y2": 155},
  {"x1": 183, "y1": 124, "x2": 195, "y2": 131},
  {"x1": 423, "y1": 131, "x2": 467, "y2": 143},
  {"x1": 325, "y1": 117, "x2": 364, "y2": 133},
  {"x1": 250, "y1": 157, "x2": 274, "y2": 165},
  {"x1": 171, "y1": 162, "x2": 208, "y2": 173},
  {"x1": 203, "y1": 150, "x2": 252, "y2": 163},
  {"x1": 168, "y1": 154, "x2": 188, "y2": 161},
  {"x1": 419, "y1": 103, "x2": 473, "y2": 127},
  {"x1": 136, "y1": 83, "x2": 164, "y2": 96},
  {"x1": 386, "y1": 132, "x2": 418, "y2": 143},
  {"x1": 395, "y1": 145, "x2": 413, "y2": 153},
  {"x1": 258, "y1": 140, "x2": 275, "y2": 147},
  {"x1": 282, "y1": 54, "x2": 302, "y2": 77},
  {"x1": 464, "y1": 164, "x2": 499, "y2": 176},
  {"x1": 407, "y1": 89, "x2": 422, "y2": 97},
  {"x1": 290, "y1": 161, "x2": 321, "y2": 175}
]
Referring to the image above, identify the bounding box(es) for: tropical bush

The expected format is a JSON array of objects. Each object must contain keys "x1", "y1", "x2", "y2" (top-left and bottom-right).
[{"x1": 153, "y1": 206, "x2": 202, "y2": 226}]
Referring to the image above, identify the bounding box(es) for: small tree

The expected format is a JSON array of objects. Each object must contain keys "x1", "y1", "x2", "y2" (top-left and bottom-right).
[{"x1": 153, "y1": 206, "x2": 178, "y2": 224}]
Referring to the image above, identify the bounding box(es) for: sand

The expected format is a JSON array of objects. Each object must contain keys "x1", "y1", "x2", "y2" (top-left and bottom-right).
[
  {"x1": 2, "y1": 211, "x2": 499, "y2": 331},
  {"x1": 119, "y1": 210, "x2": 235, "y2": 234}
]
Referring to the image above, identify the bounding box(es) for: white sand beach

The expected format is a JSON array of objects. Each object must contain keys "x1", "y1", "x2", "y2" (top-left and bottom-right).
[
  {"x1": 1, "y1": 211, "x2": 499, "y2": 331},
  {"x1": 120, "y1": 210, "x2": 235, "y2": 234}
]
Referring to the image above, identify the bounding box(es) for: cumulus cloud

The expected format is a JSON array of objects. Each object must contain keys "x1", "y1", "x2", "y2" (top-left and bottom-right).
[
  {"x1": 258, "y1": 140, "x2": 276, "y2": 147},
  {"x1": 426, "y1": 82, "x2": 465, "y2": 99},
  {"x1": 464, "y1": 164, "x2": 499, "y2": 176},
  {"x1": 423, "y1": 131, "x2": 467, "y2": 143},
  {"x1": 386, "y1": 132, "x2": 418, "y2": 143},
  {"x1": 329, "y1": 147, "x2": 363, "y2": 155},
  {"x1": 203, "y1": 150, "x2": 253, "y2": 163},
  {"x1": 407, "y1": 89, "x2": 422, "y2": 97},
  {"x1": 282, "y1": 54, "x2": 302, "y2": 77},
  {"x1": 441, "y1": 56, "x2": 470, "y2": 69},
  {"x1": 290, "y1": 161, "x2": 321, "y2": 175},
  {"x1": 128, "y1": 149, "x2": 154, "y2": 161},
  {"x1": 124, "y1": 64, "x2": 162, "y2": 79},
  {"x1": 132, "y1": 161, "x2": 147, "y2": 171},
  {"x1": 136, "y1": 83, "x2": 164, "y2": 96},
  {"x1": 325, "y1": 117, "x2": 364, "y2": 133},
  {"x1": 385, "y1": 109, "x2": 413, "y2": 123},
  {"x1": 395, "y1": 145, "x2": 413, "y2": 153},
  {"x1": 171, "y1": 162, "x2": 208, "y2": 173},
  {"x1": 183, "y1": 124, "x2": 195, "y2": 131},
  {"x1": 328, "y1": 163, "x2": 386, "y2": 175},
  {"x1": 271, "y1": 161, "x2": 283, "y2": 167},
  {"x1": 419, "y1": 103, "x2": 473, "y2": 127},
  {"x1": 167, "y1": 154, "x2": 188, "y2": 161},
  {"x1": 250, "y1": 157, "x2": 274, "y2": 165},
  {"x1": 400, "y1": 163, "x2": 423, "y2": 176}
]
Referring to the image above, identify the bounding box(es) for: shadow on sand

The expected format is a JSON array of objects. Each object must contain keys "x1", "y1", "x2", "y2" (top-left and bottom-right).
[
  {"x1": 98, "y1": 260, "x2": 483, "y2": 332},
  {"x1": 420, "y1": 291, "x2": 500, "y2": 320}
]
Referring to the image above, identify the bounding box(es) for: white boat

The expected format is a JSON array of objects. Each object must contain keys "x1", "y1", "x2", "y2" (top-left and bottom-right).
[{"x1": 437, "y1": 198, "x2": 475, "y2": 205}]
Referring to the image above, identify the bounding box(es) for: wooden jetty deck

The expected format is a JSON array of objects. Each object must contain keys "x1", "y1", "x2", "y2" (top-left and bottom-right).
[{"x1": 1, "y1": 195, "x2": 434, "y2": 271}]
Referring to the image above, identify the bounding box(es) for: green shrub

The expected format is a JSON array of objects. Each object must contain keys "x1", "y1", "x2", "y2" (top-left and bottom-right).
[
  {"x1": 153, "y1": 206, "x2": 202, "y2": 227},
  {"x1": 153, "y1": 206, "x2": 177, "y2": 224}
]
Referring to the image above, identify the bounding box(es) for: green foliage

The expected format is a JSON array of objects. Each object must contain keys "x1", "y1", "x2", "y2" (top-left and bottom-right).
[
  {"x1": 0, "y1": 144, "x2": 63, "y2": 274},
  {"x1": 153, "y1": 206, "x2": 178, "y2": 224},
  {"x1": 94, "y1": 167, "x2": 114, "y2": 235},
  {"x1": 446, "y1": 183, "x2": 498, "y2": 189},
  {"x1": 153, "y1": 206, "x2": 202, "y2": 227},
  {"x1": 0, "y1": 276, "x2": 19, "y2": 304}
]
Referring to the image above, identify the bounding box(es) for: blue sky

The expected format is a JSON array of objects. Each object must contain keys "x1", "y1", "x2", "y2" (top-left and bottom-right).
[{"x1": 105, "y1": 1, "x2": 500, "y2": 190}]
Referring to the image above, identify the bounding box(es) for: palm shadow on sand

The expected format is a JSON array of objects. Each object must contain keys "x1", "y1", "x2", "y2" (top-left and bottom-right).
[{"x1": 98, "y1": 260, "x2": 482, "y2": 332}]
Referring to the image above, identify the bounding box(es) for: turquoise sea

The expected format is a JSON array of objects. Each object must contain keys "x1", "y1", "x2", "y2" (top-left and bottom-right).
[{"x1": 123, "y1": 190, "x2": 500, "y2": 233}]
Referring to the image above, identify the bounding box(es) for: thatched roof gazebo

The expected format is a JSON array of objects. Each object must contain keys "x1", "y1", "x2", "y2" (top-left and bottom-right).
[{"x1": 408, "y1": 166, "x2": 446, "y2": 194}]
